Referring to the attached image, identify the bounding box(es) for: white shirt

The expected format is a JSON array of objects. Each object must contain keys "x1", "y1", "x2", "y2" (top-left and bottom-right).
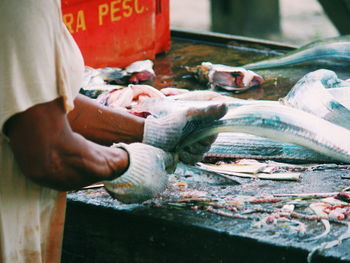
[{"x1": 0, "y1": 0, "x2": 84, "y2": 262}]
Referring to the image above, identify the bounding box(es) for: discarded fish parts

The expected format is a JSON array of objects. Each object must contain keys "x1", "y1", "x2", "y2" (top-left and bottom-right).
[
  {"x1": 196, "y1": 162, "x2": 301, "y2": 181},
  {"x1": 244, "y1": 35, "x2": 350, "y2": 70},
  {"x1": 98, "y1": 59, "x2": 155, "y2": 84},
  {"x1": 80, "y1": 60, "x2": 155, "y2": 98},
  {"x1": 96, "y1": 84, "x2": 165, "y2": 109},
  {"x1": 186, "y1": 62, "x2": 264, "y2": 92}
]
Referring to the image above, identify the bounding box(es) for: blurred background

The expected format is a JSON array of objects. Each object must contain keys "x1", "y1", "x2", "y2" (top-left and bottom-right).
[{"x1": 170, "y1": 0, "x2": 345, "y2": 46}]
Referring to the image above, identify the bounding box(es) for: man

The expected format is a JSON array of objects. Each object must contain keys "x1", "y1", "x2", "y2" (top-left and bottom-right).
[{"x1": 0, "y1": 0, "x2": 227, "y2": 262}]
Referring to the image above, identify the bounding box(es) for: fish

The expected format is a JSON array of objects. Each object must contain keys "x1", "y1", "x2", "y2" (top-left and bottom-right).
[
  {"x1": 80, "y1": 60, "x2": 155, "y2": 98},
  {"x1": 280, "y1": 69, "x2": 350, "y2": 129},
  {"x1": 169, "y1": 90, "x2": 230, "y2": 101},
  {"x1": 187, "y1": 62, "x2": 264, "y2": 92},
  {"x1": 137, "y1": 93, "x2": 279, "y2": 118},
  {"x1": 98, "y1": 59, "x2": 155, "y2": 84},
  {"x1": 244, "y1": 35, "x2": 350, "y2": 70},
  {"x1": 169, "y1": 69, "x2": 350, "y2": 127},
  {"x1": 176, "y1": 103, "x2": 350, "y2": 164},
  {"x1": 125, "y1": 59, "x2": 154, "y2": 75},
  {"x1": 124, "y1": 60, "x2": 155, "y2": 84},
  {"x1": 205, "y1": 132, "x2": 336, "y2": 163},
  {"x1": 135, "y1": 70, "x2": 350, "y2": 163},
  {"x1": 159, "y1": 87, "x2": 190, "y2": 96},
  {"x1": 96, "y1": 84, "x2": 165, "y2": 109},
  {"x1": 327, "y1": 85, "x2": 350, "y2": 109}
]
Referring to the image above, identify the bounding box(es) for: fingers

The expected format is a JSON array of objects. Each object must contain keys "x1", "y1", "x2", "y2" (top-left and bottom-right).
[
  {"x1": 163, "y1": 152, "x2": 177, "y2": 173},
  {"x1": 182, "y1": 135, "x2": 217, "y2": 154},
  {"x1": 179, "y1": 150, "x2": 204, "y2": 165},
  {"x1": 182, "y1": 142, "x2": 211, "y2": 155},
  {"x1": 178, "y1": 134, "x2": 218, "y2": 165},
  {"x1": 187, "y1": 103, "x2": 228, "y2": 122},
  {"x1": 197, "y1": 134, "x2": 218, "y2": 146}
]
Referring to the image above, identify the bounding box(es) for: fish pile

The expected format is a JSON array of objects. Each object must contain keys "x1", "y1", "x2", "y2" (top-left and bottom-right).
[
  {"x1": 80, "y1": 36, "x2": 350, "y2": 182},
  {"x1": 81, "y1": 66, "x2": 350, "y2": 165},
  {"x1": 130, "y1": 69, "x2": 350, "y2": 165},
  {"x1": 176, "y1": 70, "x2": 350, "y2": 164}
]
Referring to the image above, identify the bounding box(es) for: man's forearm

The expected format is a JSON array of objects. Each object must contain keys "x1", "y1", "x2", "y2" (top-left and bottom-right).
[
  {"x1": 37, "y1": 130, "x2": 130, "y2": 191},
  {"x1": 68, "y1": 94, "x2": 145, "y2": 145},
  {"x1": 5, "y1": 97, "x2": 130, "y2": 191}
]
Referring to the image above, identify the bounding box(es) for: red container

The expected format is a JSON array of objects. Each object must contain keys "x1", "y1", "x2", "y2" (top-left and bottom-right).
[{"x1": 62, "y1": 0, "x2": 170, "y2": 68}]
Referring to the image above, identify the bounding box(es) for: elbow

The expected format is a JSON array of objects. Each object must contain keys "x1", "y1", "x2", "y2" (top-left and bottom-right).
[
  {"x1": 23, "y1": 166, "x2": 74, "y2": 192},
  {"x1": 17, "y1": 149, "x2": 72, "y2": 191}
]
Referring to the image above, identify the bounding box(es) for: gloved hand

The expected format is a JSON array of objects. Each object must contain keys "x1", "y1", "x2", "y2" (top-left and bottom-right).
[
  {"x1": 104, "y1": 143, "x2": 175, "y2": 204},
  {"x1": 142, "y1": 103, "x2": 227, "y2": 164}
]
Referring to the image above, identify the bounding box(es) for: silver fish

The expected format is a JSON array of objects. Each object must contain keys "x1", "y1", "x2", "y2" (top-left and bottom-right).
[
  {"x1": 142, "y1": 69, "x2": 350, "y2": 120},
  {"x1": 244, "y1": 35, "x2": 350, "y2": 70},
  {"x1": 138, "y1": 70, "x2": 350, "y2": 163},
  {"x1": 177, "y1": 103, "x2": 350, "y2": 164},
  {"x1": 138, "y1": 94, "x2": 279, "y2": 118},
  {"x1": 327, "y1": 86, "x2": 350, "y2": 109},
  {"x1": 281, "y1": 69, "x2": 350, "y2": 129},
  {"x1": 205, "y1": 132, "x2": 336, "y2": 163}
]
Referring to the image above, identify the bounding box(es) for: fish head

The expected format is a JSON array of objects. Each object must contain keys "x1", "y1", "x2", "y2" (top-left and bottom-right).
[
  {"x1": 186, "y1": 65, "x2": 210, "y2": 83},
  {"x1": 128, "y1": 70, "x2": 155, "y2": 84}
]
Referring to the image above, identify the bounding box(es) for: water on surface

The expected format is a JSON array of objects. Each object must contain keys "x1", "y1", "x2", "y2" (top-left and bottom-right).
[{"x1": 151, "y1": 38, "x2": 350, "y2": 101}]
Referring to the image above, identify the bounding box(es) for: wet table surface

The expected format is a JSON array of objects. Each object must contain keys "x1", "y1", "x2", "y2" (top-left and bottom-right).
[{"x1": 62, "y1": 30, "x2": 350, "y2": 263}]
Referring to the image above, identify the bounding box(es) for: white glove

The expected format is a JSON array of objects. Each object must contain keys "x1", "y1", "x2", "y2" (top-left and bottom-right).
[
  {"x1": 104, "y1": 143, "x2": 175, "y2": 204},
  {"x1": 142, "y1": 103, "x2": 227, "y2": 164}
]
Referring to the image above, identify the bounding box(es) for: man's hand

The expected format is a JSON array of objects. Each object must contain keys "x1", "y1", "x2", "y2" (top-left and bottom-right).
[
  {"x1": 142, "y1": 103, "x2": 227, "y2": 164},
  {"x1": 103, "y1": 143, "x2": 175, "y2": 203}
]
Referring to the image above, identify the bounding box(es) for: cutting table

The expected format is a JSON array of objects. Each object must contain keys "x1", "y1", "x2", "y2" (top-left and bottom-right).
[{"x1": 62, "y1": 29, "x2": 350, "y2": 263}]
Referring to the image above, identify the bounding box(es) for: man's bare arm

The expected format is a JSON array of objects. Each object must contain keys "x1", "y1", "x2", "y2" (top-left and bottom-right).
[
  {"x1": 4, "y1": 97, "x2": 129, "y2": 191},
  {"x1": 67, "y1": 94, "x2": 145, "y2": 146}
]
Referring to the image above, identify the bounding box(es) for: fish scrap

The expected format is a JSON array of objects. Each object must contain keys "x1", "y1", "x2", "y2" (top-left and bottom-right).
[
  {"x1": 196, "y1": 162, "x2": 301, "y2": 181},
  {"x1": 187, "y1": 62, "x2": 264, "y2": 92},
  {"x1": 96, "y1": 84, "x2": 165, "y2": 110},
  {"x1": 306, "y1": 196, "x2": 350, "y2": 262},
  {"x1": 149, "y1": 183, "x2": 350, "y2": 262},
  {"x1": 80, "y1": 59, "x2": 155, "y2": 99}
]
